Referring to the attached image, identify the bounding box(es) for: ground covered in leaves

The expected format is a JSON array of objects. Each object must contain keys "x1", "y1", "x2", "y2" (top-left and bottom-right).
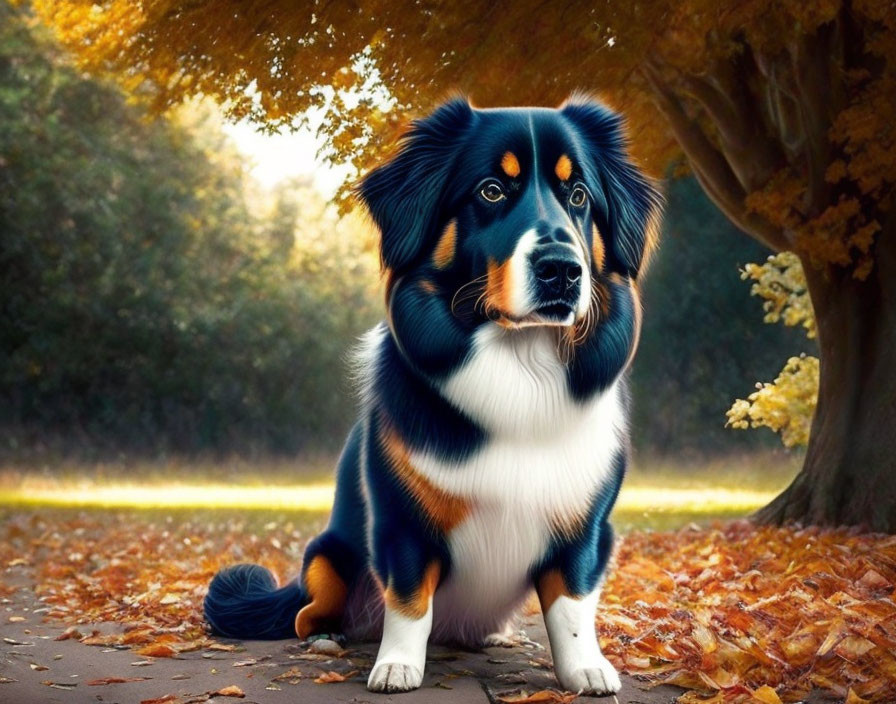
[{"x1": 0, "y1": 510, "x2": 892, "y2": 703}]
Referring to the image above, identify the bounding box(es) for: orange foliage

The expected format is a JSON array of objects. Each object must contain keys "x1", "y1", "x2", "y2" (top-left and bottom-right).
[
  {"x1": 602, "y1": 522, "x2": 896, "y2": 703},
  {"x1": 22, "y1": 0, "x2": 896, "y2": 277}
]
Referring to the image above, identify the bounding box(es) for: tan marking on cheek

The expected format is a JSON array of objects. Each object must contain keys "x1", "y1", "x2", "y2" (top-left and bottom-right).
[
  {"x1": 536, "y1": 569, "x2": 573, "y2": 614},
  {"x1": 485, "y1": 258, "x2": 514, "y2": 318},
  {"x1": 433, "y1": 219, "x2": 457, "y2": 269},
  {"x1": 501, "y1": 151, "x2": 521, "y2": 178},
  {"x1": 591, "y1": 223, "x2": 606, "y2": 272},
  {"x1": 555, "y1": 154, "x2": 573, "y2": 181},
  {"x1": 295, "y1": 554, "x2": 348, "y2": 638},
  {"x1": 384, "y1": 561, "x2": 441, "y2": 619},
  {"x1": 379, "y1": 414, "x2": 470, "y2": 533}
]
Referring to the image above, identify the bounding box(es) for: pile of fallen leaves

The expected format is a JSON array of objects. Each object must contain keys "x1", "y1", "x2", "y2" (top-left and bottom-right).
[
  {"x1": 0, "y1": 511, "x2": 893, "y2": 703},
  {"x1": 0, "y1": 511, "x2": 319, "y2": 658},
  {"x1": 601, "y1": 521, "x2": 896, "y2": 703}
]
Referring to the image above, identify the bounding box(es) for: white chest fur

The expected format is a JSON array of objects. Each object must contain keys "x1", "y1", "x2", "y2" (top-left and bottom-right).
[{"x1": 419, "y1": 325, "x2": 626, "y2": 633}]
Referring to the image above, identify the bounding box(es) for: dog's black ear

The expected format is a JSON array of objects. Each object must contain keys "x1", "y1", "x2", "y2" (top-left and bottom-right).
[
  {"x1": 561, "y1": 97, "x2": 662, "y2": 278},
  {"x1": 356, "y1": 98, "x2": 474, "y2": 273}
]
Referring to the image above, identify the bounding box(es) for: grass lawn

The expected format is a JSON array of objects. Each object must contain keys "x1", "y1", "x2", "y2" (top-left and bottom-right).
[{"x1": 0, "y1": 451, "x2": 802, "y2": 532}]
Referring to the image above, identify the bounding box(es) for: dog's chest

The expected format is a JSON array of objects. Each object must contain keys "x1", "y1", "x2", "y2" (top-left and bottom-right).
[{"x1": 417, "y1": 326, "x2": 626, "y2": 622}]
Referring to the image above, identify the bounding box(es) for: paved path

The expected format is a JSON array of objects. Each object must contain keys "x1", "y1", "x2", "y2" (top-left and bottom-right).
[{"x1": 0, "y1": 572, "x2": 687, "y2": 704}]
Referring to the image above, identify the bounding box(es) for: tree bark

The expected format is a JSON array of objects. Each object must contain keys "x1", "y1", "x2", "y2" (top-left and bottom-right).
[{"x1": 754, "y1": 226, "x2": 896, "y2": 532}]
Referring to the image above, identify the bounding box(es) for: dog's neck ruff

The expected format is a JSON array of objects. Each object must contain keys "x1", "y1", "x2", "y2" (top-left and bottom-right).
[{"x1": 439, "y1": 323, "x2": 606, "y2": 439}]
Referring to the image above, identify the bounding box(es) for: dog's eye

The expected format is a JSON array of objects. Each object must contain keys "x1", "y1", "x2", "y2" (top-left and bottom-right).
[
  {"x1": 479, "y1": 181, "x2": 506, "y2": 203},
  {"x1": 569, "y1": 185, "x2": 588, "y2": 208}
]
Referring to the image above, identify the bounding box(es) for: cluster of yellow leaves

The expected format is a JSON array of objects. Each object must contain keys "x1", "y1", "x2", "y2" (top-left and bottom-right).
[
  {"x1": 2, "y1": 513, "x2": 895, "y2": 703},
  {"x1": 727, "y1": 253, "x2": 818, "y2": 447},
  {"x1": 726, "y1": 355, "x2": 819, "y2": 448},
  {"x1": 602, "y1": 522, "x2": 896, "y2": 703},
  {"x1": 738, "y1": 254, "x2": 816, "y2": 339}
]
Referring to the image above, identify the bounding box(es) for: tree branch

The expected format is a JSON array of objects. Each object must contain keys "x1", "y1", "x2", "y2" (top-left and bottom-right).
[
  {"x1": 790, "y1": 20, "x2": 842, "y2": 216},
  {"x1": 753, "y1": 48, "x2": 806, "y2": 161},
  {"x1": 679, "y1": 69, "x2": 781, "y2": 193},
  {"x1": 642, "y1": 60, "x2": 789, "y2": 251}
]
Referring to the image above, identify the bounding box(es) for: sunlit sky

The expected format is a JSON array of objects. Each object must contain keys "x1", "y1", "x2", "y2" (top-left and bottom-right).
[{"x1": 222, "y1": 120, "x2": 352, "y2": 197}]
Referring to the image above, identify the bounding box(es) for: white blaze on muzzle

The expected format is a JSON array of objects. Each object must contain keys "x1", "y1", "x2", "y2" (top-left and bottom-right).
[{"x1": 500, "y1": 225, "x2": 591, "y2": 327}]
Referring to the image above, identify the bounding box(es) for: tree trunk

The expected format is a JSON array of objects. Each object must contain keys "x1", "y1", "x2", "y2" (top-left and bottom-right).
[{"x1": 754, "y1": 228, "x2": 896, "y2": 532}]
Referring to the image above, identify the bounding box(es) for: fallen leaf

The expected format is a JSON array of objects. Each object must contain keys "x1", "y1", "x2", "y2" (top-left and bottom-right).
[
  {"x1": 88, "y1": 676, "x2": 151, "y2": 685},
  {"x1": 212, "y1": 685, "x2": 245, "y2": 697},
  {"x1": 55, "y1": 627, "x2": 83, "y2": 641},
  {"x1": 80, "y1": 632, "x2": 121, "y2": 646},
  {"x1": 0, "y1": 677, "x2": 17, "y2": 684},
  {"x1": 272, "y1": 666, "x2": 304, "y2": 682},
  {"x1": 314, "y1": 670, "x2": 358, "y2": 684},
  {"x1": 136, "y1": 643, "x2": 178, "y2": 658},
  {"x1": 41, "y1": 680, "x2": 78, "y2": 690},
  {"x1": 845, "y1": 689, "x2": 871, "y2": 704},
  {"x1": 750, "y1": 685, "x2": 783, "y2": 703},
  {"x1": 140, "y1": 696, "x2": 179, "y2": 704}
]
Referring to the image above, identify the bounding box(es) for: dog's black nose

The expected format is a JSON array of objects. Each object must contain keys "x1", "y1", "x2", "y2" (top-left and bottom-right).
[{"x1": 534, "y1": 257, "x2": 582, "y2": 296}]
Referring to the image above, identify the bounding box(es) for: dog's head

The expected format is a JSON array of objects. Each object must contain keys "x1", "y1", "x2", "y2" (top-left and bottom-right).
[{"x1": 357, "y1": 95, "x2": 660, "y2": 333}]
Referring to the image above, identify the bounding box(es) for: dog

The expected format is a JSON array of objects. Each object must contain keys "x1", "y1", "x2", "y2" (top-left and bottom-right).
[{"x1": 204, "y1": 94, "x2": 661, "y2": 695}]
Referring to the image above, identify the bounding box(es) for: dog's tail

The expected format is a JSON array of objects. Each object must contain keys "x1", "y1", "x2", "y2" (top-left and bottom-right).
[{"x1": 204, "y1": 564, "x2": 306, "y2": 640}]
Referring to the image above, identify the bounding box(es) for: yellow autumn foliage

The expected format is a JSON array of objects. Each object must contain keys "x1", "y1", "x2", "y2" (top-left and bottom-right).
[
  {"x1": 727, "y1": 253, "x2": 818, "y2": 447},
  {"x1": 727, "y1": 355, "x2": 819, "y2": 448},
  {"x1": 739, "y1": 253, "x2": 816, "y2": 339}
]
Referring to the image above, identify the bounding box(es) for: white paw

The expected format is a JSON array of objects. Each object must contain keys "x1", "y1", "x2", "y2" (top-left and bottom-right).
[
  {"x1": 557, "y1": 656, "x2": 621, "y2": 696},
  {"x1": 367, "y1": 662, "x2": 424, "y2": 693}
]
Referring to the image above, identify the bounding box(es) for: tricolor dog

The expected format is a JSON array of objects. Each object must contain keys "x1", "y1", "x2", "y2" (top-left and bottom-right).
[{"x1": 204, "y1": 95, "x2": 661, "y2": 695}]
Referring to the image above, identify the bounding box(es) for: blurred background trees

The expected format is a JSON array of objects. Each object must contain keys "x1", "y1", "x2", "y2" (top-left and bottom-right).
[
  {"x1": 0, "y1": 7, "x2": 380, "y2": 456},
  {"x1": 632, "y1": 179, "x2": 809, "y2": 456}
]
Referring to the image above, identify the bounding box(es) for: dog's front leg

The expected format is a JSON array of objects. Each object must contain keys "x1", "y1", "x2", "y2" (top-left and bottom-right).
[
  {"x1": 535, "y1": 518, "x2": 620, "y2": 696},
  {"x1": 368, "y1": 595, "x2": 433, "y2": 692},
  {"x1": 538, "y1": 584, "x2": 620, "y2": 695},
  {"x1": 367, "y1": 561, "x2": 440, "y2": 693}
]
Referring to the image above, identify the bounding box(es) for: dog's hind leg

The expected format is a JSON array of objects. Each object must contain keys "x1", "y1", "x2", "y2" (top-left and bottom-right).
[
  {"x1": 294, "y1": 532, "x2": 358, "y2": 638},
  {"x1": 295, "y1": 424, "x2": 368, "y2": 639}
]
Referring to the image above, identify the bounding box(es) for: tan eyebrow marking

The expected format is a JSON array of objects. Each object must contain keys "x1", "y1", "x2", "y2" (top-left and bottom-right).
[
  {"x1": 555, "y1": 154, "x2": 573, "y2": 181},
  {"x1": 501, "y1": 151, "x2": 521, "y2": 178},
  {"x1": 433, "y1": 219, "x2": 457, "y2": 269}
]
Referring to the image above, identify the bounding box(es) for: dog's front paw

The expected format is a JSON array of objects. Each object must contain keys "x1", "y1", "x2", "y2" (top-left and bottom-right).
[
  {"x1": 367, "y1": 662, "x2": 423, "y2": 693},
  {"x1": 557, "y1": 656, "x2": 621, "y2": 696}
]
